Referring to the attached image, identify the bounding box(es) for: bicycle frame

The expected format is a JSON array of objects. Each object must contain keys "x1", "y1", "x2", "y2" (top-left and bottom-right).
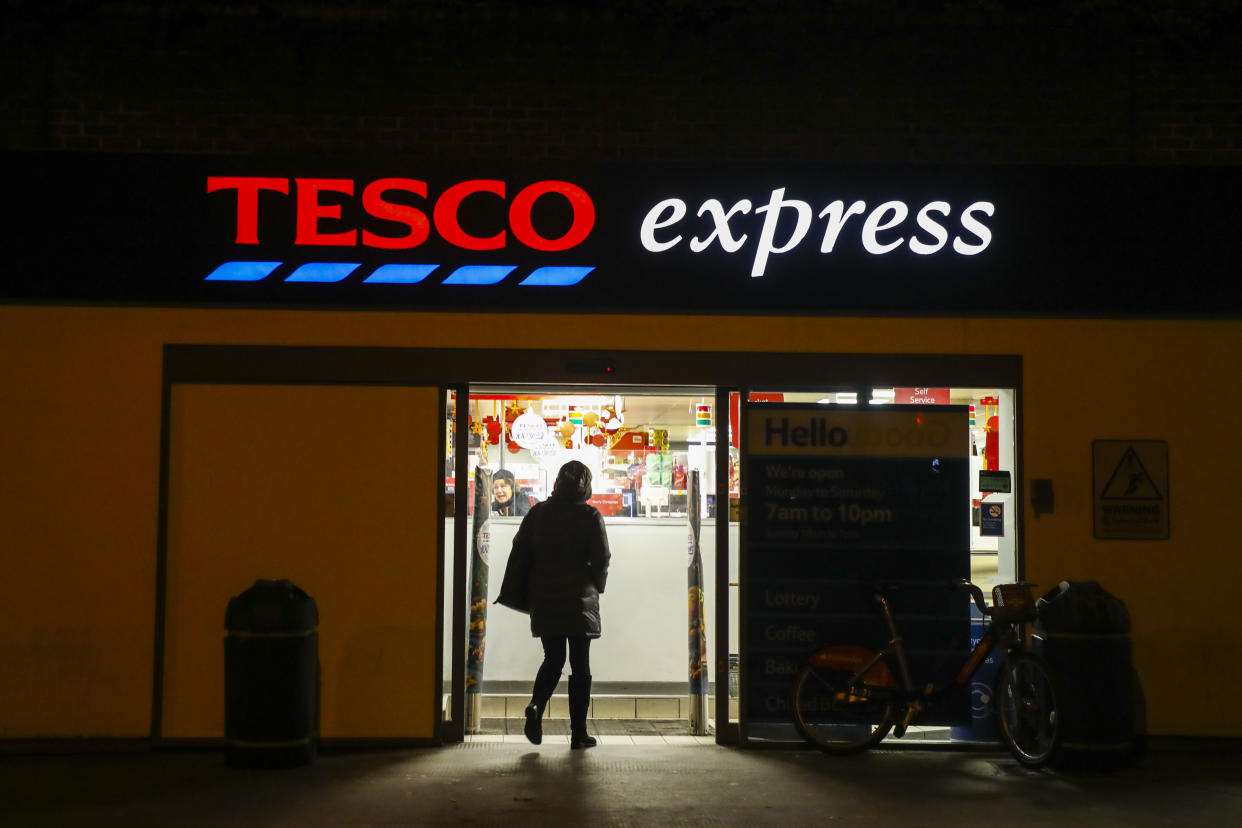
[
  {"x1": 793, "y1": 580, "x2": 1060, "y2": 764},
  {"x1": 824, "y1": 583, "x2": 1021, "y2": 716}
]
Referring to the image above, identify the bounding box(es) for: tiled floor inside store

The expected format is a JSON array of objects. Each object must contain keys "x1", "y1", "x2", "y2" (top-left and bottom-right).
[
  {"x1": 462, "y1": 693, "x2": 963, "y2": 746},
  {"x1": 466, "y1": 717, "x2": 716, "y2": 745},
  {"x1": 464, "y1": 718, "x2": 962, "y2": 746},
  {"x1": 466, "y1": 693, "x2": 720, "y2": 744}
]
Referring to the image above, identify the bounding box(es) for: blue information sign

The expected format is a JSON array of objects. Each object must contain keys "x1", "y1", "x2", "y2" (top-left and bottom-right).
[
  {"x1": 743, "y1": 404, "x2": 972, "y2": 730},
  {"x1": 980, "y1": 502, "x2": 1005, "y2": 537}
]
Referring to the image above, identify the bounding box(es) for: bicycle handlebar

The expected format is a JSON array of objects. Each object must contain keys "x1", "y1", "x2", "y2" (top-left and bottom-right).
[{"x1": 862, "y1": 579, "x2": 991, "y2": 617}]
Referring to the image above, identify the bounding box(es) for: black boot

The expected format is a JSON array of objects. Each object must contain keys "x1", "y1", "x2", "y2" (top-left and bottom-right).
[
  {"x1": 523, "y1": 700, "x2": 545, "y2": 745},
  {"x1": 526, "y1": 658, "x2": 561, "y2": 745},
  {"x1": 569, "y1": 674, "x2": 596, "y2": 749}
]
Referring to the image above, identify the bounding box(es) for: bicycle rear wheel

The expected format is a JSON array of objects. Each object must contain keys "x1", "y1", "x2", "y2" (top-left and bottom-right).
[
  {"x1": 790, "y1": 646, "x2": 896, "y2": 755},
  {"x1": 996, "y1": 652, "x2": 1062, "y2": 768}
]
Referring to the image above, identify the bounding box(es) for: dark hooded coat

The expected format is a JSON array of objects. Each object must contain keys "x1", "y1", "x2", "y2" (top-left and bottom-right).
[{"x1": 509, "y1": 464, "x2": 610, "y2": 637}]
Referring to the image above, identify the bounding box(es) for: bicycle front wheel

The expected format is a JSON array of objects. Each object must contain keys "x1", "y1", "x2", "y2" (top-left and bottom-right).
[
  {"x1": 790, "y1": 646, "x2": 896, "y2": 755},
  {"x1": 996, "y1": 653, "x2": 1062, "y2": 768}
]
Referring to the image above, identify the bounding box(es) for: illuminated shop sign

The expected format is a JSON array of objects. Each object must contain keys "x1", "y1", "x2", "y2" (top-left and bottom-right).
[
  {"x1": 7, "y1": 152, "x2": 1242, "y2": 314},
  {"x1": 204, "y1": 176, "x2": 994, "y2": 286},
  {"x1": 205, "y1": 176, "x2": 597, "y2": 285},
  {"x1": 641, "y1": 190, "x2": 993, "y2": 278},
  {"x1": 207, "y1": 177, "x2": 595, "y2": 251}
]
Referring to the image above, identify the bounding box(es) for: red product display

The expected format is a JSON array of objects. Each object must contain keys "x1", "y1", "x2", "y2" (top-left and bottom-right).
[
  {"x1": 588, "y1": 493, "x2": 625, "y2": 516},
  {"x1": 984, "y1": 415, "x2": 999, "y2": 471},
  {"x1": 610, "y1": 432, "x2": 648, "y2": 454},
  {"x1": 671, "y1": 461, "x2": 687, "y2": 490}
]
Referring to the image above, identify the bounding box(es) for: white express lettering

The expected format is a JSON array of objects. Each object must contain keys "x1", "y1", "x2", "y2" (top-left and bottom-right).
[
  {"x1": 640, "y1": 197, "x2": 687, "y2": 252},
  {"x1": 753, "y1": 188, "x2": 813, "y2": 277},
  {"x1": 861, "y1": 200, "x2": 909, "y2": 254},
  {"x1": 953, "y1": 201, "x2": 994, "y2": 255},
  {"x1": 690, "y1": 198, "x2": 751, "y2": 252},
  {"x1": 909, "y1": 200, "x2": 950, "y2": 255},
  {"x1": 639, "y1": 192, "x2": 995, "y2": 274},
  {"x1": 818, "y1": 199, "x2": 867, "y2": 252}
]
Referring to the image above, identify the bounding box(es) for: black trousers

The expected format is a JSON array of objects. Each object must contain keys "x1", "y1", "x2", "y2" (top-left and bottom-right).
[{"x1": 532, "y1": 635, "x2": 591, "y2": 704}]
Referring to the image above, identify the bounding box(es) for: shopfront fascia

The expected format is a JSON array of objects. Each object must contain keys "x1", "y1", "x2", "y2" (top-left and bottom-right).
[
  {"x1": 158, "y1": 344, "x2": 1019, "y2": 745},
  {"x1": 8, "y1": 152, "x2": 1242, "y2": 317},
  {"x1": 8, "y1": 153, "x2": 1242, "y2": 744}
]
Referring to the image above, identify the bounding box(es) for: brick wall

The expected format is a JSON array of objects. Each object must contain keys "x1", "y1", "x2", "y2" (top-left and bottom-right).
[{"x1": 2, "y1": 1, "x2": 1239, "y2": 163}]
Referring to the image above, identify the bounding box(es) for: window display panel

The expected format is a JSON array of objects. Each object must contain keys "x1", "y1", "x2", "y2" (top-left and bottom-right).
[{"x1": 462, "y1": 391, "x2": 719, "y2": 521}]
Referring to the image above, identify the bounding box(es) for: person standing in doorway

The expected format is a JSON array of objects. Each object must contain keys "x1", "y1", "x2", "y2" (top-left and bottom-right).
[
  {"x1": 492, "y1": 469, "x2": 533, "y2": 516},
  {"x1": 513, "y1": 460, "x2": 610, "y2": 749}
]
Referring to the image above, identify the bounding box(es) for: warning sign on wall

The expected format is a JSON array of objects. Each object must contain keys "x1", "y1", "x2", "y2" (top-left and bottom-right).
[{"x1": 1093, "y1": 440, "x2": 1169, "y2": 540}]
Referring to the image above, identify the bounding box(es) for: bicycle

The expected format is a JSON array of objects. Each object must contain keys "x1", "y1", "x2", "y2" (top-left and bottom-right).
[{"x1": 789, "y1": 580, "x2": 1062, "y2": 768}]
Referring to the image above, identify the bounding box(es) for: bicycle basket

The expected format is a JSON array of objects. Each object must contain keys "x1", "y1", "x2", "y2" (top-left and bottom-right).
[{"x1": 991, "y1": 583, "x2": 1037, "y2": 623}]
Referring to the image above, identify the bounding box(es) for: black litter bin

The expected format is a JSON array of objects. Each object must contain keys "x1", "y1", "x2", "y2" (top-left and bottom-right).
[
  {"x1": 225, "y1": 579, "x2": 319, "y2": 768},
  {"x1": 1033, "y1": 580, "x2": 1140, "y2": 766}
]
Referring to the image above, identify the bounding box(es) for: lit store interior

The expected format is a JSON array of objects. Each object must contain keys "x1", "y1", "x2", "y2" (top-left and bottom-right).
[{"x1": 446, "y1": 387, "x2": 1014, "y2": 727}]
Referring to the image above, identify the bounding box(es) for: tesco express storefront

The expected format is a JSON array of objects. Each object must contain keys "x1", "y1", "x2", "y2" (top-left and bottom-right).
[{"x1": 3, "y1": 152, "x2": 1241, "y2": 747}]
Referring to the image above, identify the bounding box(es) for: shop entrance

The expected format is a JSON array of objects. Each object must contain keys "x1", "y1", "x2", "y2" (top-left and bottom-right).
[
  {"x1": 441, "y1": 380, "x2": 1018, "y2": 746},
  {"x1": 443, "y1": 386, "x2": 736, "y2": 744},
  {"x1": 156, "y1": 346, "x2": 1020, "y2": 748}
]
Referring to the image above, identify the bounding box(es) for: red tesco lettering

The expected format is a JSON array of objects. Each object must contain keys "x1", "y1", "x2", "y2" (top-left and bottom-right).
[{"x1": 207, "y1": 176, "x2": 595, "y2": 251}]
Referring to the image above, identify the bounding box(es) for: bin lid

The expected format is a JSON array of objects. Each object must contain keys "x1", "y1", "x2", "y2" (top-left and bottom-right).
[
  {"x1": 1035, "y1": 580, "x2": 1130, "y2": 635},
  {"x1": 225, "y1": 578, "x2": 318, "y2": 632}
]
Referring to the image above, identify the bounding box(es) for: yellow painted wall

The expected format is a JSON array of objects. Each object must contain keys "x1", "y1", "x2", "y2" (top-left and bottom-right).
[
  {"x1": 164, "y1": 384, "x2": 440, "y2": 740},
  {"x1": 1, "y1": 306, "x2": 1240, "y2": 738}
]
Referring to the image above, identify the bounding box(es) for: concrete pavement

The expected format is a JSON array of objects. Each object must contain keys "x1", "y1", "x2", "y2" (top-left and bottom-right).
[{"x1": 2, "y1": 741, "x2": 1240, "y2": 827}]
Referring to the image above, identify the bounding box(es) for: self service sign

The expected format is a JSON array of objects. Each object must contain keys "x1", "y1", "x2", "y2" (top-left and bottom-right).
[
  {"x1": 8, "y1": 153, "x2": 1242, "y2": 315},
  {"x1": 742, "y1": 404, "x2": 971, "y2": 730}
]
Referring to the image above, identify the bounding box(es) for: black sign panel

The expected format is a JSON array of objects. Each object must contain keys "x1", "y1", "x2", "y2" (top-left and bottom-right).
[
  {"x1": 743, "y1": 404, "x2": 971, "y2": 728},
  {"x1": 979, "y1": 470, "x2": 1012, "y2": 494},
  {"x1": 7, "y1": 151, "x2": 1242, "y2": 315}
]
